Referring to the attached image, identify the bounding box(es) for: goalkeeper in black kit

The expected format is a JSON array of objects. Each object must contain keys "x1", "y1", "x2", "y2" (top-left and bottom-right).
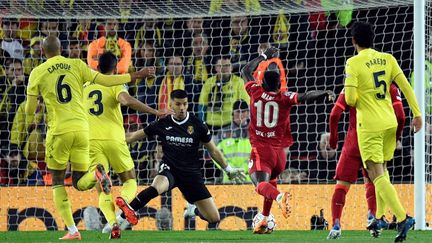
[{"x1": 116, "y1": 89, "x2": 246, "y2": 225}]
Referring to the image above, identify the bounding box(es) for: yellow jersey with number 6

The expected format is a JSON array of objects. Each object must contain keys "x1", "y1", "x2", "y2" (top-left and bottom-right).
[
  {"x1": 344, "y1": 48, "x2": 402, "y2": 132},
  {"x1": 27, "y1": 55, "x2": 98, "y2": 135}
]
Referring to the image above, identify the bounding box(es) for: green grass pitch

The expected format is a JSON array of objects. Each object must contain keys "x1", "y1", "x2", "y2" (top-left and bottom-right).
[{"x1": 1, "y1": 230, "x2": 431, "y2": 243}]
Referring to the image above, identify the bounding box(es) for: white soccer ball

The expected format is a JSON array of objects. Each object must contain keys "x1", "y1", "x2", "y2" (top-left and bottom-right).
[
  {"x1": 252, "y1": 213, "x2": 277, "y2": 232},
  {"x1": 266, "y1": 214, "x2": 277, "y2": 232}
]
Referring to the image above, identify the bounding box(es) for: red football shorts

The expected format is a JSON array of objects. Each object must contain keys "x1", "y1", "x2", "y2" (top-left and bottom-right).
[
  {"x1": 334, "y1": 150, "x2": 368, "y2": 183},
  {"x1": 248, "y1": 145, "x2": 286, "y2": 180}
]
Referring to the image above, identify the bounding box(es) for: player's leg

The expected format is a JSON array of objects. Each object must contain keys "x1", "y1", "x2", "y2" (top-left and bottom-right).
[
  {"x1": 381, "y1": 128, "x2": 414, "y2": 242},
  {"x1": 70, "y1": 132, "x2": 109, "y2": 192},
  {"x1": 86, "y1": 141, "x2": 119, "y2": 238},
  {"x1": 178, "y1": 179, "x2": 218, "y2": 223},
  {"x1": 328, "y1": 151, "x2": 359, "y2": 239},
  {"x1": 362, "y1": 128, "x2": 413, "y2": 241},
  {"x1": 363, "y1": 172, "x2": 377, "y2": 218},
  {"x1": 46, "y1": 133, "x2": 81, "y2": 240},
  {"x1": 250, "y1": 147, "x2": 290, "y2": 218},
  {"x1": 193, "y1": 198, "x2": 220, "y2": 223},
  {"x1": 110, "y1": 141, "x2": 138, "y2": 203},
  {"x1": 262, "y1": 179, "x2": 277, "y2": 217},
  {"x1": 116, "y1": 165, "x2": 174, "y2": 225}
]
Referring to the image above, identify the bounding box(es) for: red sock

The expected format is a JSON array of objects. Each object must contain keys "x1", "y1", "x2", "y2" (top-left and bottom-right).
[
  {"x1": 262, "y1": 179, "x2": 277, "y2": 216},
  {"x1": 331, "y1": 184, "x2": 348, "y2": 227},
  {"x1": 365, "y1": 182, "x2": 377, "y2": 217},
  {"x1": 256, "y1": 181, "x2": 280, "y2": 201}
]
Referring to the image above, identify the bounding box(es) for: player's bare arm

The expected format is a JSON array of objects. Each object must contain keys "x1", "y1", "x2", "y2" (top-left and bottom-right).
[
  {"x1": 118, "y1": 92, "x2": 174, "y2": 118},
  {"x1": 125, "y1": 129, "x2": 147, "y2": 144},
  {"x1": 203, "y1": 140, "x2": 247, "y2": 183},
  {"x1": 241, "y1": 47, "x2": 279, "y2": 82},
  {"x1": 297, "y1": 90, "x2": 336, "y2": 103}
]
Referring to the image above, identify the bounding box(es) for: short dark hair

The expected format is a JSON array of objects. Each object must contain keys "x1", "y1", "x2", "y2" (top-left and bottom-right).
[
  {"x1": 5, "y1": 58, "x2": 22, "y2": 69},
  {"x1": 233, "y1": 100, "x2": 249, "y2": 110},
  {"x1": 98, "y1": 52, "x2": 117, "y2": 74},
  {"x1": 351, "y1": 22, "x2": 374, "y2": 48},
  {"x1": 170, "y1": 89, "x2": 188, "y2": 100}
]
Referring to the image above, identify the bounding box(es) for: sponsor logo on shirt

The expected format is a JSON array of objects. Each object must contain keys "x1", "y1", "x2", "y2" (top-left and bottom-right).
[{"x1": 166, "y1": 136, "x2": 194, "y2": 144}]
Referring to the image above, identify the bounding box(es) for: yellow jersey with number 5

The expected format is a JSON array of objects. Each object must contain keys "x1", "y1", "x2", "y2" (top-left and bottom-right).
[
  {"x1": 27, "y1": 55, "x2": 98, "y2": 135},
  {"x1": 344, "y1": 48, "x2": 402, "y2": 132}
]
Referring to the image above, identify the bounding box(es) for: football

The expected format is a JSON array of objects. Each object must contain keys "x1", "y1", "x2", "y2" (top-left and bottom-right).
[{"x1": 252, "y1": 213, "x2": 277, "y2": 233}]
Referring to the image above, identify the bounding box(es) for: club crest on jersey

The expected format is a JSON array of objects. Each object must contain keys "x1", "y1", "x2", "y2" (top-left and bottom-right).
[{"x1": 187, "y1": 126, "x2": 194, "y2": 135}]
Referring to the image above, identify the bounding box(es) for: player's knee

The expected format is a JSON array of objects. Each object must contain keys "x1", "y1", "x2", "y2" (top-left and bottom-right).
[
  {"x1": 72, "y1": 173, "x2": 85, "y2": 191},
  {"x1": 119, "y1": 169, "x2": 136, "y2": 182},
  {"x1": 50, "y1": 170, "x2": 66, "y2": 186},
  {"x1": 207, "y1": 213, "x2": 220, "y2": 224}
]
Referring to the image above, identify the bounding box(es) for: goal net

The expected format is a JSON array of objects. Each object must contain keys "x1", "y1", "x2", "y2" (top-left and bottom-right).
[{"x1": 0, "y1": 0, "x2": 428, "y2": 232}]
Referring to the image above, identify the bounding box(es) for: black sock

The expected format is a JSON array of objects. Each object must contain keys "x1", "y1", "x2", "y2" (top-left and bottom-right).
[
  {"x1": 121, "y1": 186, "x2": 159, "y2": 219},
  {"x1": 194, "y1": 208, "x2": 208, "y2": 222}
]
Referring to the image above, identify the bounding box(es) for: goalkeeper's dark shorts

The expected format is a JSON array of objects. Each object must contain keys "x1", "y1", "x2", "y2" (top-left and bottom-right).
[{"x1": 158, "y1": 162, "x2": 212, "y2": 204}]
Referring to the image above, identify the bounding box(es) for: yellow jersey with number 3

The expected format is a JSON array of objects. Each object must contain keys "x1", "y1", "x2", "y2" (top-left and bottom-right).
[
  {"x1": 344, "y1": 48, "x2": 402, "y2": 132},
  {"x1": 27, "y1": 55, "x2": 98, "y2": 135},
  {"x1": 83, "y1": 83, "x2": 128, "y2": 142}
]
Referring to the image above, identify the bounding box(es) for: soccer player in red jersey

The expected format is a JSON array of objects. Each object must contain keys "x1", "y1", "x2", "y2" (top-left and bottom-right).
[
  {"x1": 327, "y1": 84, "x2": 406, "y2": 239},
  {"x1": 242, "y1": 47, "x2": 336, "y2": 234}
]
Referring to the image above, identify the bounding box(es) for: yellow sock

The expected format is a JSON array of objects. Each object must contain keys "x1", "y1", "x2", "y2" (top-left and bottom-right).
[
  {"x1": 121, "y1": 179, "x2": 137, "y2": 202},
  {"x1": 77, "y1": 171, "x2": 96, "y2": 191},
  {"x1": 374, "y1": 175, "x2": 406, "y2": 222},
  {"x1": 99, "y1": 192, "x2": 116, "y2": 226},
  {"x1": 375, "y1": 170, "x2": 390, "y2": 218},
  {"x1": 375, "y1": 191, "x2": 386, "y2": 218},
  {"x1": 53, "y1": 185, "x2": 75, "y2": 227}
]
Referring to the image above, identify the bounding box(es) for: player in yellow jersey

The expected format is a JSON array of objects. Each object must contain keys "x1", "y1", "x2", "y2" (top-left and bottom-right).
[
  {"x1": 344, "y1": 22, "x2": 422, "y2": 242},
  {"x1": 25, "y1": 36, "x2": 153, "y2": 240},
  {"x1": 83, "y1": 52, "x2": 171, "y2": 239}
]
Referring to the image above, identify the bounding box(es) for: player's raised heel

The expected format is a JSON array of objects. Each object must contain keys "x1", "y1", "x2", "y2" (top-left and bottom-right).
[
  {"x1": 115, "y1": 197, "x2": 138, "y2": 225},
  {"x1": 59, "y1": 231, "x2": 81, "y2": 240},
  {"x1": 95, "y1": 164, "x2": 112, "y2": 194},
  {"x1": 394, "y1": 216, "x2": 415, "y2": 242},
  {"x1": 276, "y1": 192, "x2": 291, "y2": 219},
  {"x1": 110, "y1": 223, "x2": 121, "y2": 239}
]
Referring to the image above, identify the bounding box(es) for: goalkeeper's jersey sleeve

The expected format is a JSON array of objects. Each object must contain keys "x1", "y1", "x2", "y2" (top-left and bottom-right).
[
  {"x1": 344, "y1": 48, "x2": 399, "y2": 132},
  {"x1": 27, "y1": 56, "x2": 98, "y2": 135},
  {"x1": 83, "y1": 83, "x2": 128, "y2": 142}
]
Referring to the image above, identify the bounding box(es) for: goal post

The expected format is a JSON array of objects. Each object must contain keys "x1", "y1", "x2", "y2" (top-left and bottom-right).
[{"x1": 413, "y1": 0, "x2": 426, "y2": 231}]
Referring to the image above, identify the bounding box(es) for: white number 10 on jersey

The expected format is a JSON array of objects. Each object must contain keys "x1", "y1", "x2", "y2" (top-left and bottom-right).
[{"x1": 254, "y1": 100, "x2": 279, "y2": 128}]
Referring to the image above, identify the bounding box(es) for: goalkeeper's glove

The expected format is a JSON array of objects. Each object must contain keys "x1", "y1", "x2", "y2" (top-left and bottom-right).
[{"x1": 224, "y1": 165, "x2": 247, "y2": 183}]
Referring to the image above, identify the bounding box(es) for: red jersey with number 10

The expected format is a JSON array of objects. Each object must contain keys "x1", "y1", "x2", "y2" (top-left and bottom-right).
[{"x1": 245, "y1": 81, "x2": 298, "y2": 148}]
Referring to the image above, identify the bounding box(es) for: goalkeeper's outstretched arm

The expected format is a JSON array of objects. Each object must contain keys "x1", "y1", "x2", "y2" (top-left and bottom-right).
[
  {"x1": 125, "y1": 130, "x2": 147, "y2": 144},
  {"x1": 203, "y1": 140, "x2": 247, "y2": 183}
]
